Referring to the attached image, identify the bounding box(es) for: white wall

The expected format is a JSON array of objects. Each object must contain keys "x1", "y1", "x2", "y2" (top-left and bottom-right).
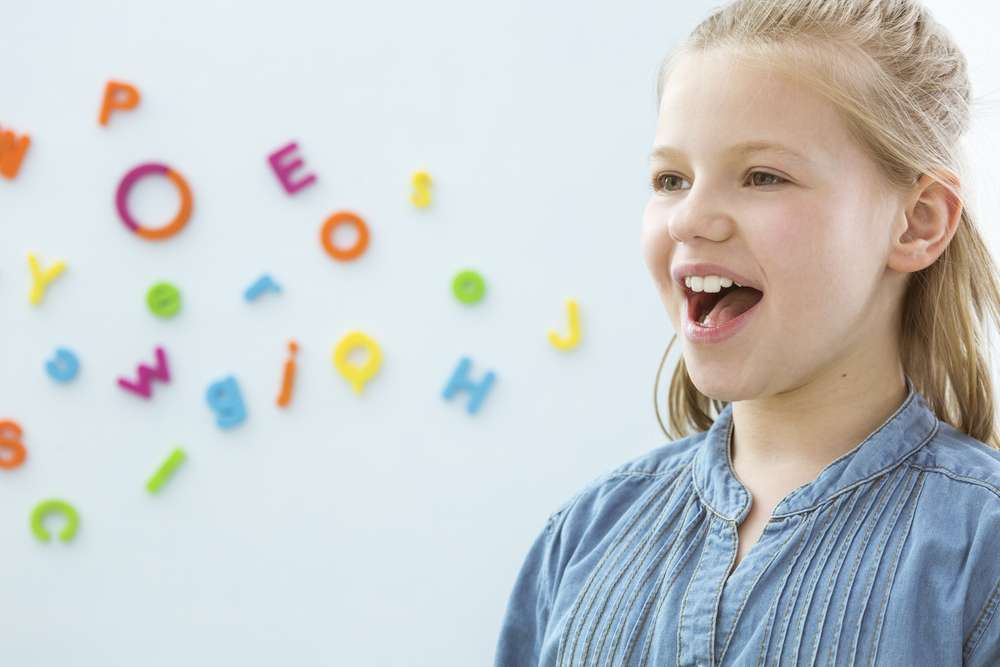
[{"x1": 1, "y1": 0, "x2": 997, "y2": 665}]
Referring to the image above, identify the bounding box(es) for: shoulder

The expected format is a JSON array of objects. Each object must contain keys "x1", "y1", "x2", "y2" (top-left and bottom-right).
[
  {"x1": 903, "y1": 421, "x2": 1000, "y2": 662},
  {"x1": 543, "y1": 431, "x2": 706, "y2": 537},
  {"x1": 909, "y1": 419, "x2": 1000, "y2": 500},
  {"x1": 905, "y1": 419, "x2": 1000, "y2": 548}
]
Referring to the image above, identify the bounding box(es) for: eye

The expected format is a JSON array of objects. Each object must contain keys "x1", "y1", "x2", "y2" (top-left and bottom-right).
[
  {"x1": 650, "y1": 170, "x2": 788, "y2": 192},
  {"x1": 651, "y1": 173, "x2": 689, "y2": 192},
  {"x1": 747, "y1": 171, "x2": 787, "y2": 187}
]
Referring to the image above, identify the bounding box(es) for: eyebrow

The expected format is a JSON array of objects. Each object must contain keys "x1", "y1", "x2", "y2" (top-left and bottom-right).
[{"x1": 648, "y1": 140, "x2": 813, "y2": 165}]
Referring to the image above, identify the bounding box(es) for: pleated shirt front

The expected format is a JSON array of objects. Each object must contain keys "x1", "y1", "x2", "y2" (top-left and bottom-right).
[{"x1": 494, "y1": 376, "x2": 1000, "y2": 666}]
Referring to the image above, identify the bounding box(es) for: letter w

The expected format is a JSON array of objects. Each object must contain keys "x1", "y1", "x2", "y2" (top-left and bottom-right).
[
  {"x1": 118, "y1": 346, "x2": 171, "y2": 398},
  {"x1": 0, "y1": 128, "x2": 31, "y2": 180}
]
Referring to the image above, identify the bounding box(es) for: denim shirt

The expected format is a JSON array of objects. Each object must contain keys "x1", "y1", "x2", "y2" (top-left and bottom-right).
[{"x1": 494, "y1": 375, "x2": 1000, "y2": 666}]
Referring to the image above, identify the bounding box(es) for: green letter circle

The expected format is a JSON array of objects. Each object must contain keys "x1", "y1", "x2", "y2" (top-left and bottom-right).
[
  {"x1": 451, "y1": 269, "x2": 486, "y2": 304},
  {"x1": 146, "y1": 282, "x2": 182, "y2": 319},
  {"x1": 30, "y1": 498, "x2": 80, "y2": 543}
]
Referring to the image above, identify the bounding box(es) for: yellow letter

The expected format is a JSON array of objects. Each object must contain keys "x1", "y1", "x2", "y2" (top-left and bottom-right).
[
  {"x1": 333, "y1": 331, "x2": 382, "y2": 395},
  {"x1": 28, "y1": 253, "x2": 67, "y2": 305},
  {"x1": 548, "y1": 298, "x2": 581, "y2": 350}
]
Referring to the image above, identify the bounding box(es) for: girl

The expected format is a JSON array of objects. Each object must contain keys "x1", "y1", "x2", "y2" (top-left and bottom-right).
[{"x1": 494, "y1": 1, "x2": 1000, "y2": 665}]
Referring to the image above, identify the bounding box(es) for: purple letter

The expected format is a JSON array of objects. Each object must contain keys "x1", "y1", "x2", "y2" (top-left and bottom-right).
[{"x1": 267, "y1": 141, "x2": 317, "y2": 195}]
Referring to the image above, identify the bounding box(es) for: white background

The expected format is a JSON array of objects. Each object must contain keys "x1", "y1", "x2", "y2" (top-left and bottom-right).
[{"x1": 2, "y1": 1, "x2": 998, "y2": 665}]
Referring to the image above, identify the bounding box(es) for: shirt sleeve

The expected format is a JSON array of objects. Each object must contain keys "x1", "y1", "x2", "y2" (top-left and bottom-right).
[
  {"x1": 493, "y1": 513, "x2": 561, "y2": 667},
  {"x1": 964, "y1": 576, "x2": 1000, "y2": 666}
]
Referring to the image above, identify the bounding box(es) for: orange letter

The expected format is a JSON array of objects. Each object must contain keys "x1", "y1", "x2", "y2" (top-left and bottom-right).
[
  {"x1": 276, "y1": 340, "x2": 298, "y2": 408},
  {"x1": 0, "y1": 127, "x2": 31, "y2": 180},
  {"x1": 320, "y1": 211, "x2": 369, "y2": 261},
  {"x1": 0, "y1": 419, "x2": 26, "y2": 470},
  {"x1": 99, "y1": 80, "x2": 141, "y2": 126}
]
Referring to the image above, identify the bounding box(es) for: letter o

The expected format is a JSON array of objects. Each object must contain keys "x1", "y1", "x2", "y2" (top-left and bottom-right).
[
  {"x1": 115, "y1": 162, "x2": 193, "y2": 240},
  {"x1": 320, "y1": 211, "x2": 369, "y2": 261}
]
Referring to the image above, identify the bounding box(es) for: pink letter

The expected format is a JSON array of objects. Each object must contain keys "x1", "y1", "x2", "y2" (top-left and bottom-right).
[
  {"x1": 118, "y1": 346, "x2": 171, "y2": 399},
  {"x1": 267, "y1": 141, "x2": 316, "y2": 195}
]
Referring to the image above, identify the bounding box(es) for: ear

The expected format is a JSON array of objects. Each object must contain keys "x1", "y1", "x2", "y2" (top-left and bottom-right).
[{"x1": 888, "y1": 171, "x2": 963, "y2": 274}]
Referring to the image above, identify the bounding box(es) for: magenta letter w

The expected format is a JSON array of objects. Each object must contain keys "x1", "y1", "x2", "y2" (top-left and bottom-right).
[{"x1": 118, "y1": 346, "x2": 171, "y2": 399}]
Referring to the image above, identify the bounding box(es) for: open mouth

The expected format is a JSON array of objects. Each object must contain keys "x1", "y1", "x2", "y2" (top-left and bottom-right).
[{"x1": 686, "y1": 284, "x2": 764, "y2": 328}]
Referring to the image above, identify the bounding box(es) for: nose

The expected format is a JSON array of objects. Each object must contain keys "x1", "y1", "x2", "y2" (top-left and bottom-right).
[{"x1": 666, "y1": 186, "x2": 734, "y2": 244}]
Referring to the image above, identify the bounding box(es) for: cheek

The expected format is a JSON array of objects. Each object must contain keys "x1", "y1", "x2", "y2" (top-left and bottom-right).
[
  {"x1": 757, "y1": 204, "x2": 871, "y2": 322},
  {"x1": 641, "y1": 199, "x2": 675, "y2": 285}
]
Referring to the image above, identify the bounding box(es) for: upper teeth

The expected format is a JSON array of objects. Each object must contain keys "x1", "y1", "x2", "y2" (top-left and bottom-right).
[{"x1": 685, "y1": 274, "x2": 743, "y2": 292}]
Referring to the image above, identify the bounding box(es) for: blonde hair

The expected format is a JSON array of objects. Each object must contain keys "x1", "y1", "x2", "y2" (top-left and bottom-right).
[{"x1": 652, "y1": 0, "x2": 1000, "y2": 449}]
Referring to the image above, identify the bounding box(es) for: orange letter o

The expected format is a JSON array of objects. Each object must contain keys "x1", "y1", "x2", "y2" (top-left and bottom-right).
[{"x1": 320, "y1": 211, "x2": 369, "y2": 261}]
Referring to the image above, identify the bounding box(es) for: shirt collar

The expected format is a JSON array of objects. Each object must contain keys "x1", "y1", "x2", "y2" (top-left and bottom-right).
[{"x1": 691, "y1": 373, "x2": 940, "y2": 522}]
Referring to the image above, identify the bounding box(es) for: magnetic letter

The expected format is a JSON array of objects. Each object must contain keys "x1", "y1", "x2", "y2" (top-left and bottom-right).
[
  {"x1": 320, "y1": 211, "x2": 369, "y2": 261},
  {"x1": 27, "y1": 253, "x2": 67, "y2": 305},
  {"x1": 547, "y1": 298, "x2": 581, "y2": 350},
  {"x1": 268, "y1": 141, "x2": 316, "y2": 195},
  {"x1": 441, "y1": 356, "x2": 496, "y2": 415},
  {"x1": 99, "y1": 80, "x2": 141, "y2": 126},
  {"x1": 244, "y1": 273, "x2": 282, "y2": 302},
  {"x1": 116, "y1": 162, "x2": 193, "y2": 240},
  {"x1": 0, "y1": 419, "x2": 26, "y2": 470},
  {"x1": 332, "y1": 331, "x2": 381, "y2": 395},
  {"x1": 146, "y1": 448, "x2": 186, "y2": 494},
  {"x1": 118, "y1": 346, "x2": 171, "y2": 399},
  {"x1": 0, "y1": 126, "x2": 31, "y2": 180},
  {"x1": 206, "y1": 375, "x2": 247, "y2": 429},
  {"x1": 45, "y1": 347, "x2": 80, "y2": 382},
  {"x1": 30, "y1": 499, "x2": 80, "y2": 543},
  {"x1": 276, "y1": 340, "x2": 298, "y2": 407}
]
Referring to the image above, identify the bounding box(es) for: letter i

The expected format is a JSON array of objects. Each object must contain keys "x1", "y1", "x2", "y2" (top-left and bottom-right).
[{"x1": 276, "y1": 340, "x2": 298, "y2": 407}]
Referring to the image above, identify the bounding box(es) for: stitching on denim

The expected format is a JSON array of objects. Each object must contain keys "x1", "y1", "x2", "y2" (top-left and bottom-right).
[
  {"x1": 562, "y1": 479, "x2": 676, "y2": 666},
  {"x1": 753, "y1": 512, "x2": 814, "y2": 667},
  {"x1": 717, "y1": 515, "x2": 798, "y2": 666},
  {"x1": 689, "y1": 417, "x2": 749, "y2": 522},
  {"x1": 776, "y1": 382, "x2": 920, "y2": 507},
  {"x1": 618, "y1": 502, "x2": 706, "y2": 667},
  {"x1": 546, "y1": 471, "x2": 676, "y2": 527},
  {"x1": 786, "y1": 490, "x2": 859, "y2": 665},
  {"x1": 905, "y1": 463, "x2": 1000, "y2": 499},
  {"x1": 539, "y1": 517, "x2": 557, "y2": 631},
  {"x1": 604, "y1": 492, "x2": 702, "y2": 667},
  {"x1": 828, "y1": 468, "x2": 906, "y2": 665},
  {"x1": 619, "y1": 515, "x2": 705, "y2": 667},
  {"x1": 675, "y1": 517, "x2": 713, "y2": 667},
  {"x1": 707, "y1": 515, "x2": 738, "y2": 666},
  {"x1": 847, "y1": 467, "x2": 914, "y2": 665},
  {"x1": 582, "y1": 475, "x2": 696, "y2": 666},
  {"x1": 771, "y1": 506, "x2": 831, "y2": 664},
  {"x1": 869, "y1": 470, "x2": 925, "y2": 667},
  {"x1": 723, "y1": 415, "x2": 750, "y2": 516},
  {"x1": 555, "y1": 465, "x2": 687, "y2": 666},
  {"x1": 554, "y1": 479, "x2": 665, "y2": 667},
  {"x1": 964, "y1": 575, "x2": 1000, "y2": 661},
  {"x1": 691, "y1": 475, "x2": 742, "y2": 523},
  {"x1": 809, "y1": 475, "x2": 886, "y2": 666},
  {"x1": 770, "y1": 420, "x2": 940, "y2": 519},
  {"x1": 792, "y1": 486, "x2": 864, "y2": 665}
]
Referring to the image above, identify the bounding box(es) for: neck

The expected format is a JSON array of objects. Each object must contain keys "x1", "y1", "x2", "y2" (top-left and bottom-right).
[{"x1": 729, "y1": 367, "x2": 909, "y2": 481}]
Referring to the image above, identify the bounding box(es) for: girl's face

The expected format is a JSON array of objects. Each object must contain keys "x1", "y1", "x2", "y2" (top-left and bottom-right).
[{"x1": 641, "y1": 49, "x2": 909, "y2": 400}]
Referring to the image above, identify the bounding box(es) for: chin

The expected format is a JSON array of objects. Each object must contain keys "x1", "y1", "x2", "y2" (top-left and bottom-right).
[{"x1": 683, "y1": 361, "x2": 753, "y2": 403}]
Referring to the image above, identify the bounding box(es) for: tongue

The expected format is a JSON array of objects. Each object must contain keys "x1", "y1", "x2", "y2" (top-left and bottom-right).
[{"x1": 703, "y1": 287, "x2": 763, "y2": 327}]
